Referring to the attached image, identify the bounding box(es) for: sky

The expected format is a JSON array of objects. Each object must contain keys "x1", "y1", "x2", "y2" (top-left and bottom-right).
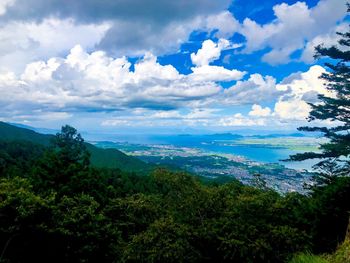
[{"x1": 0, "y1": 0, "x2": 348, "y2": 134}]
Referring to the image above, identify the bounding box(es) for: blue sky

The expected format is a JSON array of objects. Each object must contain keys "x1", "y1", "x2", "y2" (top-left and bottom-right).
[{"x1": 0, "y1": 0, "x2": 347, "y2": 133}]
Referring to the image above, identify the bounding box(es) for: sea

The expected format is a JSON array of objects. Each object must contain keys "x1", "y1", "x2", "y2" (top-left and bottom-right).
[{"x1": 87, "y1": 133, "x2": 320, "y2": 171}]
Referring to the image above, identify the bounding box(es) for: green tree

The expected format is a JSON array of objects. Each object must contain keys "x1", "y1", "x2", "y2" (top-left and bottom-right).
[
  {"x1": 289, "y1": 12, "x2": 350, "y2": 184},
  {"x1": 0, "y1": 177, "x2": 55, "y2": 262},
  {"x1": 123, "y1": 217, "x2": 199, "y2": 263},
  {"x1": 52, "y1": 125, "x2": 90, "y2": 167},
  {"x1": 31, "y1": 125, "x2": 91, "y2": 193},
  {"x1": 50, "y1": 194, "x2": 122, "y2": 262}
]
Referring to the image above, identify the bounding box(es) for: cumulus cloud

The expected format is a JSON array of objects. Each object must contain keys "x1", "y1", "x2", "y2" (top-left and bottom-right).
[
  {"x1": 0, "y1": 44, "x2": 246, "y2": 120},
  {"x1": 188, "y1": 39, "x2": 245, "y2": 82},
  {"x1": 205, "y1": 11, "x2": 240, "y2": 38},
  {"x1": 274, "y1": 65, "x2": 328, "y2": 120},
  {"x1": 212, "y1": 65, "x2": 330, "y2": 128},
  {"x1": 223, "y1": 73, "x2": 284, "y2": 105},
  {"x1": 190, "y1": 38, "x2": 242, "y2": 66},
  {"x1": 2, "y1": 53, "x2": 330, "y2": 129},
  {"x1": 190, "y1": 65, "x2": 245, "y2": 82},
  {"x1": 0, "y1": 44, "x2": 333, "y2": 129},
  {"x1": 249, "y1": 104, "x2": 271, "y2": 117},
  {"x1": 276, "y1": 65, "x2": 328, "y2": 96},
  {"x1": 183, "y1": 65, "x2": 330, "y2": 129},
  {"x1": 239, "y1": 0, "x2": 347, "y2": 64},
  {"x1": 274, "y1": 98, "x2": 311, "y2": 120},
  {"x1": 0, "y1": 18, "x2": 110, "y2": 72},
  {"x1": 191, "y1": 39, "x2": 230, "y2": 66}
]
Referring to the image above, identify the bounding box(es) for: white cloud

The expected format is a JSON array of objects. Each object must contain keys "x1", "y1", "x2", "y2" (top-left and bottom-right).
[
  {"x1": 239, "y1": 0, "x2": 347, "y2": 64},
  {"x1": 21, "y1": 59, "x2": 60, "y2": 82},
  {"x1": 274, "y1": 99, "x2": 311, "y2": 120},
  {"x1": 0, "y1": 0, "x2": 15, "y2": 15},
  {"x1": 223, "y1": 73, "x2": 283, "y2": 105},
  {"x1": 208, "y1": 65, "x2": 331, "y2": 128},
  {"x1": 205, "y1": 11, "x2": 240, "y2": 38},
  {"x1": 3, "y1": 59, "x2": 327, "y2": 130},
  {"x1": 189, "y1": 39, "x2": 245, "y2": 82},
  {"x1": 219, "y1": 113, "x2": 266, "y2": 127},
  {"x1": 199, "y1": 65, "x2": 331, "y2": 128},
  {"x1": 300, "y1": 23, "x2": 348, "y2": 63},
  {"x1": 24, "y1": 19, "x2": 110, "y2": 55},
  {"x1": 240, "y1": 17, "x2": 278, "y2": 54},
  {"x1": 274, "y1": 65, "x2": 328, "y2": 120},
  {"x1": 133, "y1": 53, "x2": 180, "y2": 81},
  {"x1": 276, "y1": 65, "x2": 328, "y2": 97},
  {"x1": 0, "y1": 18, "x2": 110, "y2": 73},
  {"x1": 190, "y1": 65, "x2": 245, "y2": 82},
  {"x1": 0, "y1": 45, "x2": 334, "y2": 130},
  {"x1": 0, "y1": 44, "x2": 246, "y2": 120},
  {"x1": 249, "y1": 104, "x2": 271, "y2": 117},
  {"x1": 191, "y1": 39, "x2": 230, "y2": 66}
]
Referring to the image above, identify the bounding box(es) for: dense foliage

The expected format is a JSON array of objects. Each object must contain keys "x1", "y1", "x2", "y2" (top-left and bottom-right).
[{"x1": 0, "y1": 125, "x2": 349, "y2": 263}]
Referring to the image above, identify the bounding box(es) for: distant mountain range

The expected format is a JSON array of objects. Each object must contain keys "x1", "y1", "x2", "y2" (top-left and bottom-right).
[
  {"x1": 0, "y1": 122, "x2": 152, "y2": 173},
  {"x1": 9, "y1": 122, "x2": 59, "y2": 135}
]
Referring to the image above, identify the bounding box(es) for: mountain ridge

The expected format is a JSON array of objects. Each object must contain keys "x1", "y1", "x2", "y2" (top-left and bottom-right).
[{"x1": 0, "y1": 122, "x2": 152, "y2": 173}]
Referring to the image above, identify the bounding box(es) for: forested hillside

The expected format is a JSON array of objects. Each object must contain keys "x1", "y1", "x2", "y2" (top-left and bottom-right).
[
  {"x1": 0, "y1": 125, "x2": 349, "y2": 262},
  {"x1": 0, "y1": 122, "x2": 151, "y2": 173}
]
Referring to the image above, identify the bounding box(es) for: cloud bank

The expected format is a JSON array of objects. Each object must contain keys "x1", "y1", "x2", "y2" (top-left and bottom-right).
[{"x1": 0, "y1": 0, "x2": 347, "y2": 130}]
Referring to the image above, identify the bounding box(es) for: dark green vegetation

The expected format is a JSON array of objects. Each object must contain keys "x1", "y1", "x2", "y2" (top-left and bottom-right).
[
  {"x1": 0, "y1": 121, "x2": 151, "y2": 173},
  {"x1": 290, "y1": 239, "x2": 350, "y2": 263},
  {"x1": 0, "y1": 123, "x2": 349, "y2": 263}
]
